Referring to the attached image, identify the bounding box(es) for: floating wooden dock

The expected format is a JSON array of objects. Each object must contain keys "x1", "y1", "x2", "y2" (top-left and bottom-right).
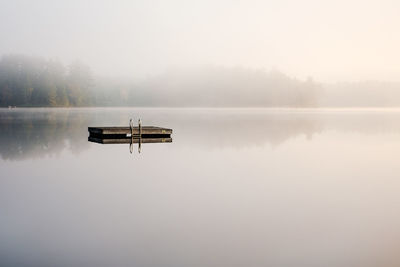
[
  {"x1": 88, "y1": 126, "x2": 172, "y2": 137},
  {"x1": 88, "y1": 119, "x2": 173, "y2": 153}
]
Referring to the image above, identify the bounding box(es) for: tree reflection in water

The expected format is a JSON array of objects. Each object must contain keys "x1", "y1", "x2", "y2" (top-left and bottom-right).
[
  {"x1": 3, "y1": 108, "x2": 400, "y2": 161},
  {"x1": 0, "y1": 109, "x2": 90, "y2": 160}
]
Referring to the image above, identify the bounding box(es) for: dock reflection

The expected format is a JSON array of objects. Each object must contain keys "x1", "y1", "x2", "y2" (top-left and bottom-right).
[{"x1": 88, "y1": 136, "x2": 172, "y2": 154}]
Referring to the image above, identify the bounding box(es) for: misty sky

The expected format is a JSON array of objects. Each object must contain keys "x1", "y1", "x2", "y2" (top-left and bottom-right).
[{"x1": 0, "y1": 0, "x2": 399, "y2": 82}]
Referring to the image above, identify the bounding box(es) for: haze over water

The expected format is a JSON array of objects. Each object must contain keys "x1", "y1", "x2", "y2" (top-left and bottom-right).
[{"x1": 1, "y1": 108, "x2": 400, "y2": 266}]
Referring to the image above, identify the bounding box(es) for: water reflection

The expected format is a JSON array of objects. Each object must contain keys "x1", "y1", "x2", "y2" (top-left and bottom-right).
[
  {"x1": 0, "y1": 108, "x2": 321, "y2": 160},
  {"x1": 88, "y1": 135, "x2": 173, "y2": 154},
  {"x1": 0, "y1": 109, "x2": 90, "y2": 160},
  {"x1": 1, "y1": 108, "x2": 400, "y2": 160}
]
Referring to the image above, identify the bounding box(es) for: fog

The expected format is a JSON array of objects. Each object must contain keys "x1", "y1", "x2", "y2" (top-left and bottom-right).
[{"x1": 1, "y1": 0, "x2": 400, "y2": 82}]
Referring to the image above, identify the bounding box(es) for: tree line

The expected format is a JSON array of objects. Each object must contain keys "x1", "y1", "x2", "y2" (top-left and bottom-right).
[
  {"x1": 0, "y1": 55, "x2": 92, "y2": 107},
  {"x1": 0, "y1": 54, "x2": 321, "y2": 107}
]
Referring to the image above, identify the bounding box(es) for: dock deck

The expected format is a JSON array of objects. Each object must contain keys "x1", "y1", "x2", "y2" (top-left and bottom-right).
[{"x1": 88, "y1": 126, "x2": 172, "y2": 136}]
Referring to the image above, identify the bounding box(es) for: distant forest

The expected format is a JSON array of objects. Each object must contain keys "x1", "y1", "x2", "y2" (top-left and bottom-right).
[
  {"x1": 3, "y1": 54, "x2": 400, "y2": 107},
  {"x1": 0, "y1": 55, "x2": 93, "y2": 107},
  {"x1": 0, "y1": 54, "x2": 322, "y2": 107}
]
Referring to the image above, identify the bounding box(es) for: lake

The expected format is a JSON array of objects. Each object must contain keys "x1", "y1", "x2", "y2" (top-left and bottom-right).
[{"x1": 1, "y1": 108, "x2": 400, "y2": 267}]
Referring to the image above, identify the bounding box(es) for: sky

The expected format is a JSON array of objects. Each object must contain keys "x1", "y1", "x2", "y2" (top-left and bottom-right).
[{"x1": 0, "y1": 0, "x2": 399, "y2": 82}]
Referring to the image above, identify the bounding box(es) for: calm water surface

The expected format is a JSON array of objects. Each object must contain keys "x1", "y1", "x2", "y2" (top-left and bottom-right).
[{"x1": 1, "y1": 108, "x2": 400, "y2": 267}]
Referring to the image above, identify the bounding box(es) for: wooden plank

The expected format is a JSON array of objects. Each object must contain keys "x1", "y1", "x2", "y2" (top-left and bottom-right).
[
  {"x1": 88, "y1": 126, "x2": 172, "y2": 135},
  {"x1": 88, "y1": 137, "x2": 172, "y2": 144}
]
